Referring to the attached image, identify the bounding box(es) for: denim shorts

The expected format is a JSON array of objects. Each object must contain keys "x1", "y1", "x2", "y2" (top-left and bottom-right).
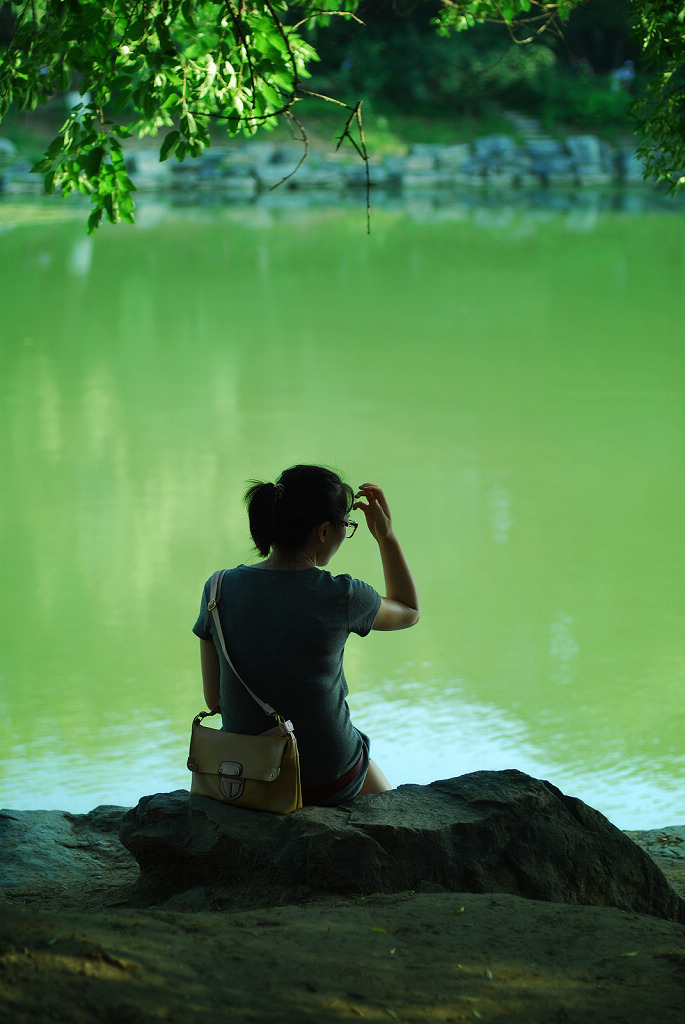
[{"x1": 305, "y1": 730, "x2": 370, "y2": 806}]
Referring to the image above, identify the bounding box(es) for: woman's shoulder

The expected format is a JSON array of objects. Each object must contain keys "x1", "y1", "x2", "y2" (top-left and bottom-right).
[
  {"x1": 322, "y1": 570, "x2": 380, "y2": 600},
  {"x1": 315, "y1": 569, "x2": 354, "y2": 588},
  {"x1": 203, "y1": 564, "x2": 250, "y2": 580},
  {"x1": 199, "y1": 565, "x2": 250, "y2": 594}
]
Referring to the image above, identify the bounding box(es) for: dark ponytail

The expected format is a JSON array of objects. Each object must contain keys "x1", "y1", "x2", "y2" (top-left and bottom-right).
[
  {"x1": 244, "y1": 465, "x2": 353, "y2": 557},
  {"x1": 243, "y1": 480, "x2": 282, "y2": 558}
]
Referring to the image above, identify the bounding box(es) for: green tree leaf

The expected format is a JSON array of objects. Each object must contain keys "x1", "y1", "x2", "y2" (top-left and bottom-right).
[{"x1": 160, "y1": 129, "x2": 182, "y2": 161}]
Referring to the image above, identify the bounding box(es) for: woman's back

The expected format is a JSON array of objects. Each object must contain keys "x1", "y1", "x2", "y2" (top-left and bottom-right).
[
  {"x1": 193, "y1": 565, "x2": 380, "y2": 788},
  {"x1": 194, "y1": 466, "x2": 419, "y2": 803}
]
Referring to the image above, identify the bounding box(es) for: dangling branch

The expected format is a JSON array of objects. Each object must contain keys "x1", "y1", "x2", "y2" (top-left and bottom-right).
[
  {"x1": 337, "y1": 100, "x2": 371, "y2": 234},
  {"x1": 267, "y1": 111, "x2": 310, "y2": 189}
]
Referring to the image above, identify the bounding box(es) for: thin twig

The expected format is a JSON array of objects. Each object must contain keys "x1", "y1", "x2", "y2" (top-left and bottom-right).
[
  {"x1": 268, "y1": 112, "x2": 310, "y2": 190},
  {"x1": 336, "y1": 100, "x2": 371, "y2": 234},
  {"x1": 290, "y1": 10, "x2": 365, "y2": 32},
  {"x1": 298, "y1": 88, "x2": 356, "y2": 108}
]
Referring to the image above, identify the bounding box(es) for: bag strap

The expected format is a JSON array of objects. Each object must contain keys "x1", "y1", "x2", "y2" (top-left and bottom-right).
[{"x1": 208, "y1": 569, "x2": 292, "y2": 732}]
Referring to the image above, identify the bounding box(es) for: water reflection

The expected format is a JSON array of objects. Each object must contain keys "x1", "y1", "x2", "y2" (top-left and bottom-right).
[
  {"x1": 0, "y1": 196, "x2": 683, "y2": 828},
  {"x1": 351, "y1": 688, "x2": 684, "y2": 828},
  {"x1": 143, "y1": 179, "x2": 685, "y2": 220}
]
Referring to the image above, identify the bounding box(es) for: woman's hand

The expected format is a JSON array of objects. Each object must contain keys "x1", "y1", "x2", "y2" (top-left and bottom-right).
[{"x1": 353, "y1": 483, "x2": 394, "y2": 542}]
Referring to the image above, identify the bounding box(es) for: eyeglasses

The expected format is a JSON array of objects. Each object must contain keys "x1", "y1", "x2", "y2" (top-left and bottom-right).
[{"x1": 340, "y1": 519, "x2": 358, "y2": 539}]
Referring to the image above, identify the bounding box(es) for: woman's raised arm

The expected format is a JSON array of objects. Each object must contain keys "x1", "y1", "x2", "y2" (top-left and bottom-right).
[{"x1": 353, "y1": 483, "x2": 420, "y2": 632}]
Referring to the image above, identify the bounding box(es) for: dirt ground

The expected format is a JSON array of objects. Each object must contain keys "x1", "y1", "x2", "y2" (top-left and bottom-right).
[{"x1": 1, "y1": 832, "x2": 684, "y2": 1024}]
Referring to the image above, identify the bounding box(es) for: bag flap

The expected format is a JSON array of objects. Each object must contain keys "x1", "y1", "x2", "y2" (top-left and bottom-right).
[{"x1": 189, "y1": 721, "x2": 292, "y2": 782}]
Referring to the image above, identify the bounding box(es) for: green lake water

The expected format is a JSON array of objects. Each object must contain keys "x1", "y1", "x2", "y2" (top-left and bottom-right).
[{"x1": 1, "y1": 192, "x2": 683, "y2": 828}]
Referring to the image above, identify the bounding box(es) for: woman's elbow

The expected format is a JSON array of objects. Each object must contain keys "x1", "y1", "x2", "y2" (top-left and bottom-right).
[
  {"x1": 405, "y1": 607, "x2": 420, "y2": 628},
  {"x1": 393, "y1": 605, "x2": 420, "y2": 631},
  {"x1": 373, "y1": 600, "x2": 420, "y2": 631}
]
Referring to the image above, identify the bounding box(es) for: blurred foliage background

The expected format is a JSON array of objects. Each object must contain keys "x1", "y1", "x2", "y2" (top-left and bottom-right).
[
  {"x1": 0, "y1": 0, "x2": 640, "y2": 154},
  {"x1": 303, "y1": 0, "x2": 638, "y2": 139}
]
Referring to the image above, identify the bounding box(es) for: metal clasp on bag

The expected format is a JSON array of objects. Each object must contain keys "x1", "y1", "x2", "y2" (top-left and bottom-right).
[{"x1": 218, "y1": 761, "x2": 244, "y2": 801}]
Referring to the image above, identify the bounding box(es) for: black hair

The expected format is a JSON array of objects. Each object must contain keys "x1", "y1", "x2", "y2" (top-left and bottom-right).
[{"x1": 244, "y1": 465, "x2": 354, "y2": 558}]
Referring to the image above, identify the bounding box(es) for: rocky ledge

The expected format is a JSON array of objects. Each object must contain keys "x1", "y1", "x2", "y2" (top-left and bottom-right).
[
  {"x1": 122, "y1": 133, "x2": 649, "y2": 195},
  {"x1": 0, "y1": 130, "x2": 651, "y2": 198},
  {"x1": 2, "y1": 770, "x2": 684, "y2": 922}
]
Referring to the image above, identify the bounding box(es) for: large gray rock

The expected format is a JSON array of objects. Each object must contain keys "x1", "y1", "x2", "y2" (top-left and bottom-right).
[
  {"x1": 566, "y1": 134, "x2": 604, "y2": 167},
  {"x1": 120, "y1": 770, "x2": 685, "y2": 922},
  {"x1": 0, "y1": 137, "x2": 17, "y2": 159},
  {"x1": 474, "y1": 134, "x2": 517, "y2": 159},
  {"x1": 0, "y1": 805, "x2": 136, "y2": 895}
]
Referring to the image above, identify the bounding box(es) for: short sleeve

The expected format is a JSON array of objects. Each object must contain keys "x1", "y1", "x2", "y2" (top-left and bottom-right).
[
  {"x1": 192, "y1": 578, "x2": 213, "y2": 641},
  {"x1": 347, "y1": 577, "x2": 382, "y2": 637}
]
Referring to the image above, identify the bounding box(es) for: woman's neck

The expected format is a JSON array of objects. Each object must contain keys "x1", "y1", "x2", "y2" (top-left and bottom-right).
[{"x1": 262, "y1": 547, "x2": 316, "y2": 571}]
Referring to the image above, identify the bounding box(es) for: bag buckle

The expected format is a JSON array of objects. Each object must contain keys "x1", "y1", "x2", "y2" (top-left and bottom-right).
[{"x1": 218, "y1": 761, "x2": 244, "y2": 801}]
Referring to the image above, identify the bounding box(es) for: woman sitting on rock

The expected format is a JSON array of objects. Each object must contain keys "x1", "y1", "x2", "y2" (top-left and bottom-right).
[{"x1": 193, "y1": 464, "x2": 420, "y2": 805}]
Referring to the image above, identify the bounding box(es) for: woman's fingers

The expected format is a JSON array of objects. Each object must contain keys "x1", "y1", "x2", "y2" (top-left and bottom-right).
[
  {"x1": 353, "y1": 483, "x2": 392, "y2": 538},
  {"x1": 356, "y1": 487, "x2": 387, "y2": 520},
  {"x1": 356, "y1": 482, "x2": 381, "y2": 497},
  {"x1": 355, "y1": 483, "x2": 389, "y2": 512}
]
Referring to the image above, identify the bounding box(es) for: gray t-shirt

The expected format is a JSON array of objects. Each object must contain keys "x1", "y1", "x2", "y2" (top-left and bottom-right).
[{"x1": 192, "y1": 565, "x2": 381, "y2": 788}]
